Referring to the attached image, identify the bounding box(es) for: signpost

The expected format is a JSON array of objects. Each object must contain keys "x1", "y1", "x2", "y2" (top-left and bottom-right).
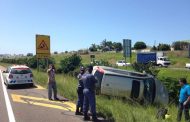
[
  {"x1": 123, "y1": 39, "x2": 132, "y2": 66},
  {"x1": 36, "y1": 35, "x2": 50, "y2": 71}
]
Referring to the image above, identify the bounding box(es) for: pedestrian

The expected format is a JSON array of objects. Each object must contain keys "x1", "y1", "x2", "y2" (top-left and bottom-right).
[
  {"x1": 75, "y1": 66, "x2": 85, "y2": 115},
  {"x1": 177, "y1": 78, "x2": 190, "y2": 122},
  {"x1": 82, "y1": 65, "x2": 98, "y2": 121},
  {"x1": 47, "y1": 64, "x2": 59, "y2": 101}
]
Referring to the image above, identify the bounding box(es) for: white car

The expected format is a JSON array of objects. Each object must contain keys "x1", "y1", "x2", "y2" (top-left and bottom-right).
[
  {"x1": 3, "y1": 65, "x2": 34, "y2": 88},
  {"x1": 116, "y1": 60, "x2": 130, "y2": 66}
]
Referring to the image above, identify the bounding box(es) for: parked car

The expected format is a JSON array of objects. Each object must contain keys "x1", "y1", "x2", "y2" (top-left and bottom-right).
[
  {"x1": 116, "y1": 60, "x2": 130, "y2": 66},
  {"x1": 92, "y1": 66, "x2": 169, "y2": 105},
  {"x1": 185, "y1": 63, "x2": 190, "y2": 69},
  {"x1": 3, "y1": 65, "x2": 34, "y2": 88}
]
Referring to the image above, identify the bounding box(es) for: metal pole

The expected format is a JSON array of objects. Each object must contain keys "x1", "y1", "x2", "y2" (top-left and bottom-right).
[
  {"x1": 37, "y1": 58, "x2": 39, "y2": 72},
  {"x1": 47, "y1": 58, "x2": 49, "y2": 70},
  {"x1": 125, "y1": 56, "x2": 127, "y2": 69}
]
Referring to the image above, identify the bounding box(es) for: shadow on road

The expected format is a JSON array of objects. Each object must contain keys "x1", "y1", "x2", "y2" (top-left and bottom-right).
[{"x1": 6, "y1": 84, "x2": 38, "y2": 90}]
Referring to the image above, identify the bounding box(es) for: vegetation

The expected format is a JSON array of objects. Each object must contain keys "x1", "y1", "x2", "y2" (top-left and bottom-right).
[
  {"x1": 88, "y1": 39, "x2": 123, "y2": 52},
  {"x1": 134, "y1": 41, "x2": 147, "y2": 50},
  {"x1": 2, "y1": 51, "x2": 190, "y2": 121},
  {"x1": 157, "y1": 43, "x2": 171, "y2": 51},
  {"x1": 172, "y1": 41, "x2": 190, "y2": 50},
  {"x1": 59, "y1": 54, "x2": 82, "y2": 74}
]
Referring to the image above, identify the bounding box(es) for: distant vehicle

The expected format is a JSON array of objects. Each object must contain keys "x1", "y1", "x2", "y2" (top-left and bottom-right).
[
  {"x1": 137, "y1": 52, "x2": 171, "y2": 67},
  {"x1": 92, "y1": 66, "x2": 169, "y2": 105},
  {"x1": 116, "y1": 60, "x2": 131, "y2": 66},
  {"x1": 3, "y1": 65, "x2": 34, "y2": 88},
  {"x1": 185, "y1": 63, "x2": 190, "y2": 69}
]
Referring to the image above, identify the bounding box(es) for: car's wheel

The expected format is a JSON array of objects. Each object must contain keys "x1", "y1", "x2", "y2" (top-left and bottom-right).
[
  {"x1": 6, "y1": 84, "x2": 10, "y2": 89},
  {"x1": 29, "y1": 83, "x2": 34, "y2": 87}
]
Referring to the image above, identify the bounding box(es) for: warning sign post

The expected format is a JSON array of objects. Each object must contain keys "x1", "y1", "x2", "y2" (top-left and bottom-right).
[
  {"x1": 36, "y1": 35, "x2": 50, "y2": 58},
  {"x1": 36, "y1": 34, "x2": 51, "y2": 71}
]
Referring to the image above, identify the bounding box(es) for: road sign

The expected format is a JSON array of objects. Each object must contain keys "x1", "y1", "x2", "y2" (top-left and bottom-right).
[
  {"x1": 36, "y1": 35, "x2": 50, "y2": 58},
  {"x1": 123, "y1": 39, "x2": 131, "y2": 57}
]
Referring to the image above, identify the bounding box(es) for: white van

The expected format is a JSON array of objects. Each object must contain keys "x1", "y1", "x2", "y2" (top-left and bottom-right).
[{"x1": 92, "y1": 66, "x2": 169, "y2": 105}]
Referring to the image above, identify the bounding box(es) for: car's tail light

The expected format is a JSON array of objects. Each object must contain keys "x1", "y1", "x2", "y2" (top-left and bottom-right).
[
  {"x1": 9, "y1": 74, "x2": 13, "y2": 79},
  {"x1": 30, "y1": 74, "x2": 33, "y2": 78}
]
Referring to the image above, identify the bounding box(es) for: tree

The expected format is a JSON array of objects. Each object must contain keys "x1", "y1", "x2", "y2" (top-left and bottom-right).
[
  {"x1": 134, "y1": 41, "x2": 147, "y2": 50},
  {"x1": 113, "y1": 42, "x2": 122, "y2": 52},
  {"x1": 101, "y1": 39, "x2": 107, "y2": 48},
  {"x1": 157, "y1": 43, "x2": 171, "y2": 51},
  {"x1": 151, "y1": 46, "x2": 157, "y2": 51},
  {"x1": 172, "y1": 41, "x2": 189, "y2": 50},
  {"x1": 27, "y1": 53, "x2": 33, "y2": 57},
  {"x1": 54, "y1": 51, "x2": 58, "y2": 54},
  {"x1": 89, "y1": 44, "x2": 97, "y2": 52}
]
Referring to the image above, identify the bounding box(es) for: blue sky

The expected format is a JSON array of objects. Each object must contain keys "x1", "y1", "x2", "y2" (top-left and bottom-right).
[{"x1": 0, "y1": 0, "x2": 190, "y2": 54}]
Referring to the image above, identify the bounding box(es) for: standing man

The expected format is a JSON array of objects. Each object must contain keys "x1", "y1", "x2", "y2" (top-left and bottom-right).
[
  {"x1": 47, "y1": 64, "x2": 59, "y2": 100},
  {"x1": 75, "y1": 67, "x2": 85, "y2": 115},
  {"x1": 82, "y1": 65, "x2": 98, "y2": 121},
  {"x1": 177, "y1": 78, "x2": 190, "y2": 122}
]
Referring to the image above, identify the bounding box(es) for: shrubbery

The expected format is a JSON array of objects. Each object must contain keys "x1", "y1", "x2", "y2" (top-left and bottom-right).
[
  {"x1": 59, "y1": 54, "x2": 82, "y2": 74},
  {"x1": 0, "y1": 56, "x2": 55, "y2": 70}
]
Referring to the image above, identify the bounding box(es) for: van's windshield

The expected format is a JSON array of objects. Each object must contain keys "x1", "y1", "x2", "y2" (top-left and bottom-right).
[{"x1": 143, "y1": 78, "x2": 155, "y2": 104}]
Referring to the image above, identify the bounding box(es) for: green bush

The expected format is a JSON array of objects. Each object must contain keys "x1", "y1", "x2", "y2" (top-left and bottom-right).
[
  {"x1": 60, "y1": 54, "x2": 82, "y2": 73},
  {"x1": 132, "y1": 62, "x2": 160, "y2": 77}
]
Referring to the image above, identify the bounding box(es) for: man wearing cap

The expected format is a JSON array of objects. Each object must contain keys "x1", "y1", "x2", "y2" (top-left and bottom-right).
[
  {"x1": 177, "y1": 78, "x2": 190, "y2": 122},
  {"x1": 75, "y1": 67, "x2": 85, "y2": 115},
  {"x1": 82, "y1": 65, "x2": 98, "y2": 121}
]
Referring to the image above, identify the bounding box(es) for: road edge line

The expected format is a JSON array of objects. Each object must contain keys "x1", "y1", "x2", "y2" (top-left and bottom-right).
[{"x1": 0, "y1": 70, "x2": 16, "y2": 122}]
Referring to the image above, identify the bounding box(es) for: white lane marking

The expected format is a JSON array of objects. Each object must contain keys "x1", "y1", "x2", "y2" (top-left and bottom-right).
[{"x1": 0, "y1": 70, "x2": 16, "y2": 122}]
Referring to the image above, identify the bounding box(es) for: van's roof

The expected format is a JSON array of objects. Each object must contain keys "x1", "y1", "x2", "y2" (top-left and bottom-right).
[{"x1": 94, "y1": 66, "x2": 151, "y2": 79}]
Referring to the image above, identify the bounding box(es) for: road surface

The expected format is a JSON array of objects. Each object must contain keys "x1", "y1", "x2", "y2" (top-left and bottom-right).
[{"x1": 0, "y1": 66, "x2": 104, "y2": 122}]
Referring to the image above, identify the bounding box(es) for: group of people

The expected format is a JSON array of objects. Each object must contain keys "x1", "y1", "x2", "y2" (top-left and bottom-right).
[
  {"x1": 75, "y1": 65, "x2": 98, "y2": 121},
  {"x1": 47, "y1": 64, "x2": 190, "y2": 122},
  {"x1": 47, "y1": 64, "x2": 98, "y2": 121}
]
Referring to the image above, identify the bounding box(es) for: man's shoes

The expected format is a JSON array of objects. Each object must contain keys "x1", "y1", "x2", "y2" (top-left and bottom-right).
[
  {"x1": 92, "y1": 117, "x2": 98, "y2": 122},
  {"x1": 49, "y1": 98, "x2": 53, "y2": 101},
  {"x1": 75, "y1": 111, "x2": 83, "y2": 115},
  {"x1": 83, "y1": 116, "x2": 90, "y2": 121},
  {"x1": 54, "y1": 97, "x2": 59, "y2": 100}
]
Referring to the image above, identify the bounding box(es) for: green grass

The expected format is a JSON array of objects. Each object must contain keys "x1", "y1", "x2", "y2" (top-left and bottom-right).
[
  {"x1": 31, "y1": 69, "x2": 181, "y2": 122},
  {"x1": 157, "y1": 68, "x2": 190, "y2": 82},
  {"x1": 1, "y1": 51, "x2": 190, "y2": 122}
]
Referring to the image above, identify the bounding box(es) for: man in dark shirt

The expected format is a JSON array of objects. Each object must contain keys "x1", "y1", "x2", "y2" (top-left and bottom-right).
[{"x1": 82, "y1": 65, "x2": 98, "y2": 121}]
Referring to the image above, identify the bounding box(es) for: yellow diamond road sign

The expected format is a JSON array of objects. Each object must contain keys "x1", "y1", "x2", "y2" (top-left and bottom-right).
[{"x1": 36, "y1": 35, "x2": 50, "y2": 58}]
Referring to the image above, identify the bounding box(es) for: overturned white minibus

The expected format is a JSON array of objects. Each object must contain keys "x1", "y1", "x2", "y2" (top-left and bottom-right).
[{"x1": 92, "y1": 66, "x2": 169, "y2": 105}]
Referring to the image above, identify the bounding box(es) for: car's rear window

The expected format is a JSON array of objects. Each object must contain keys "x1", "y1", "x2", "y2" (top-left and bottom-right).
[{"x1": 11, "y1": 68, "x2": 32, "y2": 74}]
